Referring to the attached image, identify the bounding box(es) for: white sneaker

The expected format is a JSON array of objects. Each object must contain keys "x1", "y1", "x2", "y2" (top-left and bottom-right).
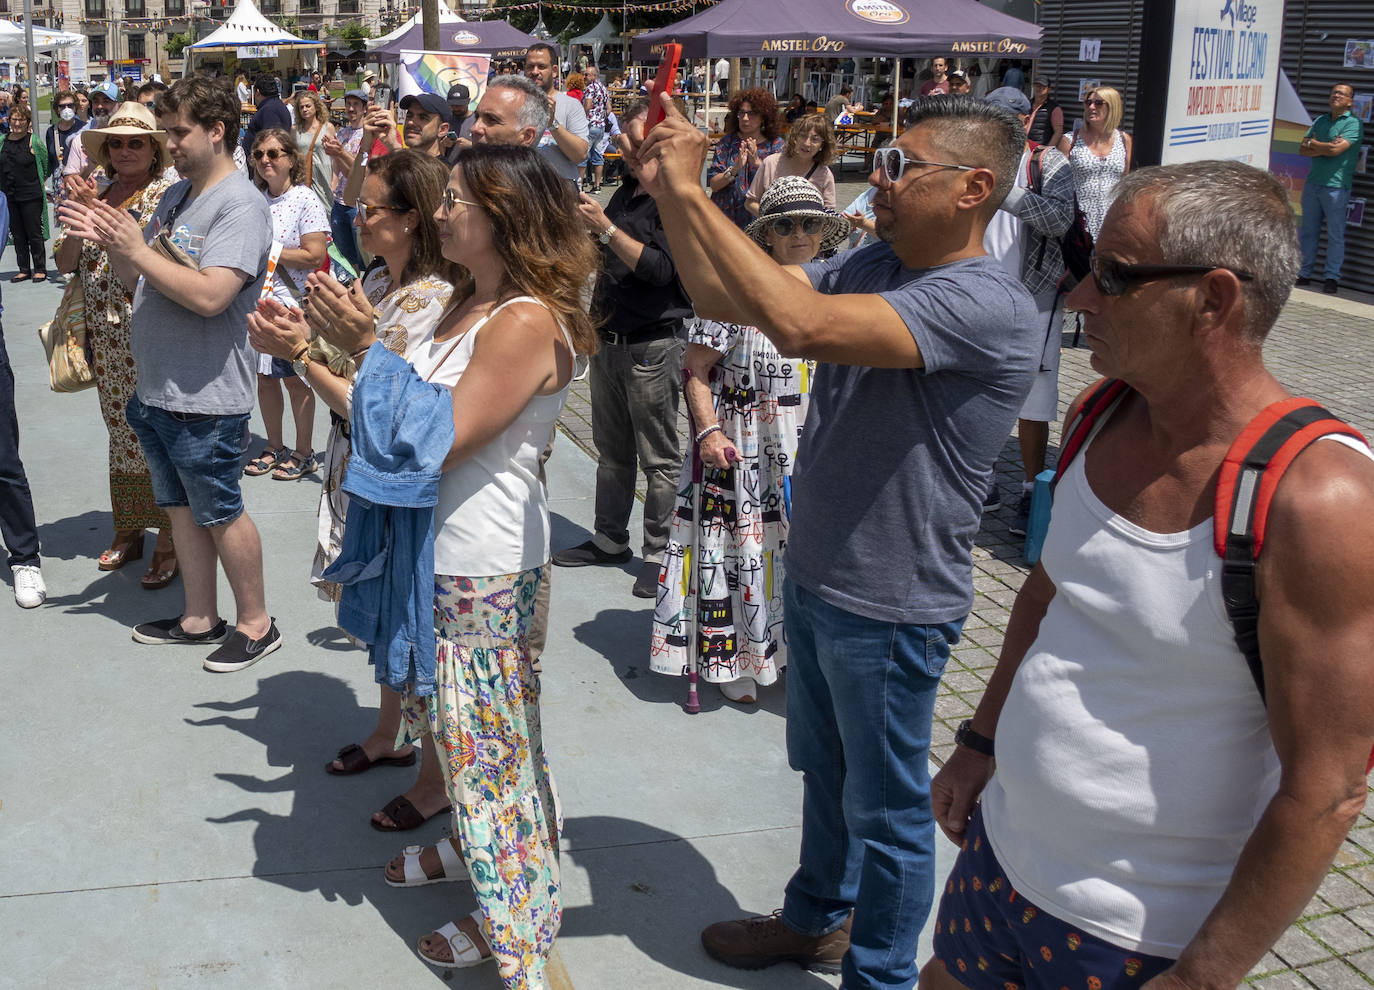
[
  {"x1": 719, "y1": 676, "x2": 757, "y2": 704},
  {"x1": 12, "y1": 564, "x2": 46, "y2": 609}
]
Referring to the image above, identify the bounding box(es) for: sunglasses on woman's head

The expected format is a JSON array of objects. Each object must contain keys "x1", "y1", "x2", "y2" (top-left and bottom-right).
[
  {"x1": 251, "y1": 148, "x2": 287, "y2": 162},
  {"x1": 768, "y1": 216, "x2": 826, "y2": 237},
  {"x1": 106, "y1": 137, "x2": 146, "y2": 151}
]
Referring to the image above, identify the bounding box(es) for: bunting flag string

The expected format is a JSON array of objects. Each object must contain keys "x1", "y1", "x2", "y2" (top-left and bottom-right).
[{"x1": 482, "y1": 0, "x2": 717, "y2": 13}]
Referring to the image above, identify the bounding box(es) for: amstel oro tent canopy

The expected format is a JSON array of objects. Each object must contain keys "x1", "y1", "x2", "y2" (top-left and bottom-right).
[
  {"x1": 632, "y1": 0, "x2": 1040, "y2": 61},
  {"x1": 369, "y1": 19, "x2": 549, "y2": 62}
]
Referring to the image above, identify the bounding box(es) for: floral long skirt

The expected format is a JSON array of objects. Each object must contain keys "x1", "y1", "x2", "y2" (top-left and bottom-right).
[
  {"x1": 90, "y1": 316, "x2": 167, "y2": 531},
  {"x1": 399, "y1": 567, "x2": 561, "y2": 990}
]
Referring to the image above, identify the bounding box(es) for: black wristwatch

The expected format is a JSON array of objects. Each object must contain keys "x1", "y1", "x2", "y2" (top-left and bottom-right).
[{"x1": 955, "y1": 719, "x2": 995, "y2": 758}]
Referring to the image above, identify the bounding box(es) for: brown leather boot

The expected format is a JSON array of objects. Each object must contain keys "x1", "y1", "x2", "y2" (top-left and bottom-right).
[{"x1": 700, "y1": 908, "x2": 850, "y2": 974}]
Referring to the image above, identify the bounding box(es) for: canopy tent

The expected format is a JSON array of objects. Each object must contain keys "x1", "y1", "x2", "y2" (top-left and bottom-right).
[
  {"x1": 368, "y1": 6, "x2": 465, "y2": 52},
  {"x1": 369, "y1": 18, "x2": 548, "y2": 62},
  {"x1": 187, "y1": 0, "x2": 318, "y2": 53},
  {"x1": 570, "y1": 13, "x2": 618, "y2": 65},
  {"x1": 632, "y1": 0, "x2": 1040, "y2": 60},
  {"x1": 0, "y1": 21, "x2": 85, "y2": 57}
]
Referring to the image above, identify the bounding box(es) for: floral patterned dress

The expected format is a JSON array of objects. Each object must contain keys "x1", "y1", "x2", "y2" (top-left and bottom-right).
[
  {"x1": 54, "y1": 176, "x2": 174, "y2": 531},
  {"x1": 708, "y1": 131, "x2": 785, "y2": 228},
  {"x1": 310, "y1": 265, "x2": 454, "y2": 602},
  {"x1": 652, "y1": 320, "x2": 811, "y2": 686}
]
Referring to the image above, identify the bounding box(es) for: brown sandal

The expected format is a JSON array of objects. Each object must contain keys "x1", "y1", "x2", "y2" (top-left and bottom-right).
[
  {"x1": 326, "y1": 742, "x2": 417, "y2": 775},
  {"x1": 141, "y1": 537, "x2": 178, "y2": 590},
  {"x1": 98, "y1": 530, "x2": 145, "y2": 571},
  {"x1": 371, "y1": 794, "x2": 451, "y2": 832}
]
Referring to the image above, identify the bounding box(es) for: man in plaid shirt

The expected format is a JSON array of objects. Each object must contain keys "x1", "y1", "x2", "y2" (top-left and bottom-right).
[
  {"x1": 581, "y1": 66, "x2": 611, "y2": 192},
  {"x1": 980, "y1": 87, "x2": 1076, "y2": 534}
]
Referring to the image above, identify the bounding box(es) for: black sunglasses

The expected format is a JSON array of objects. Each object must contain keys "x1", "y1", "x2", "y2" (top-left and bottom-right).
[
  {"x1": 251, "y1": 148, "x2": 288, "y2": 162},
  {"x1": 1088, "y1": 252, "x2": 1255, "y2": 296},
  {"x1": 768, "y1": 216, "x2": 826, "y2": 237}
]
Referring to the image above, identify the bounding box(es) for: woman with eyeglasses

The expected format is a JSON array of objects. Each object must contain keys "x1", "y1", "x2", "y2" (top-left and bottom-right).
[
  {"x1": 653, "y1": 177, "x2": 849, "y2": 706},
  {"x1": 248, "y1": 150, "x2": 460, "y2": 831},
  {"x1": 744, "y1": 111, "x2": 837, "y2": 216},
  {"x1": 241, "y1": 128, "x2": 328, "y2": 482},
  {"x1": 707, "y1": 87, "x2": 784, "y2": 228},
  {"x1": 249, "y1": 143, "x2": 597, "y2": 988},
  {"x1": 54, "y1": 101, "x2": 179, "y2": 587},
  {"x1": 0, "y1": 105, "x2": 50, "y2": 283},
  {"x1": 1057, "y1": 85, "x2": 1132, "y2": 241}
]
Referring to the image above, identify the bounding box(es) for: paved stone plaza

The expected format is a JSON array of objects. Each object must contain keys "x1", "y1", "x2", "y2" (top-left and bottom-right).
[{"x1": 2, "y1": 172, "x2": 1373, "y2": 984}]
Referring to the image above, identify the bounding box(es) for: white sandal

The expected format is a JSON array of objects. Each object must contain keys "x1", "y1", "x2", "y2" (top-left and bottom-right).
[
  {"x1": 386, "y1": 839, "x2": 466, "y2": 888},
  {"x1": 418, "y1": 909, "x2": 493, "y2": 969}
]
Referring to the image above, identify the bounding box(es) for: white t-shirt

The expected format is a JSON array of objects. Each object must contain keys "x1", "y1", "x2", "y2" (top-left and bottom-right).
[
  {"x1": 983, "y1": 146, "x2": 1028, "y2": 285},
  {"x1": 266, "y1": 183, "x2": 330, "y2": 307},
  {"x1": 407, "y1": 296, "x2": 574, "y2": 577}
]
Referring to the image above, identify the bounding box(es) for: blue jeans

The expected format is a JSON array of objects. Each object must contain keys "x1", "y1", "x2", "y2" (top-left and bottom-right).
[
  {"x1": 583, "y1": 125, "x2": 606, "y2": 168},
  {"x1": 126, "y1": 396, "x2": 250, "y2": 528},
  {"x1": 1299, "y1": 183, "x2": 1350, "y2": 281},
  {"x1": 0, "y1": 322, "x2": 39, "y2": 568},
  {"x1": 780, "y1": 578, "x2": 962, "y2": 990},
  {"x1": 330, "y1": 201, "x2": 362, "y2": 272}
]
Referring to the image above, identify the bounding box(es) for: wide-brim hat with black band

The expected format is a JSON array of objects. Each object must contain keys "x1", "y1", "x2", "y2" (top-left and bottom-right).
[
  {"x1": 744, "y1": 175, "x2": 851, "y2": 253},
  {"x1": 80, "y1": 101, "x2": 170, "y2": 172}
]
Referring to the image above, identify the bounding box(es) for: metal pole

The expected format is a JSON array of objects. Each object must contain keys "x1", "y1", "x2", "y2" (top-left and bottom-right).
[
  {"x1": 891, "y1": 57, "x2": 899, "y2": 141},
  {"x1": 22, "y1": 0, "x2": 36, "y2": 115}
]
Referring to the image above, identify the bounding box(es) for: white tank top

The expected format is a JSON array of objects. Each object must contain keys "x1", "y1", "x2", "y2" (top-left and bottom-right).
[
  {"x1": 982, "y1": 407, "x2": 1373, "y2": 956},
  {"x1": 408, "y1": 295, "x2": 574, "y2": 578}
]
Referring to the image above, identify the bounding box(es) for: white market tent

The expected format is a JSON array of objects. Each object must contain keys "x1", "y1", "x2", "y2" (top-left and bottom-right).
[
  {"x1": 569, "y1": 13, "x2": 618, "y2": 66},
  {"x1": 0, "y1": 21, "x2": 85, "y2": 57},
  {"x1": 187, "y1": 0, "x2": 317, "y2": 54}
]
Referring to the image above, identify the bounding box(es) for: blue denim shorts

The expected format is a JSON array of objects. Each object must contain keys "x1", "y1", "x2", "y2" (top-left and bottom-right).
[
  {"x1": 126, "y1": 395, "x2": 249, "y2": 528},
  {"x1": 584, "y1": 126, "x2": 606, "y2": 167},
  {"x1": 931, "y1": 806, "x2": 1173, "y2": 989}
]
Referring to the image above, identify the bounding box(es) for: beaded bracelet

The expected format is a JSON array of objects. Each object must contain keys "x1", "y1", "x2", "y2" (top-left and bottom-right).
[{"x1": 694, "y1": 424, "x2": 722, "y2": 445}]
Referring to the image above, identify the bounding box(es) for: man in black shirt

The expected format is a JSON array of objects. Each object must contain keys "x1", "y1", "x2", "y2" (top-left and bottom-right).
[
  {"x1": 241, "y1": 76, "x2": 292, "y2": 159},
  {"x1": 552, "y1": 96, "x2": 691, "y2": 598}
]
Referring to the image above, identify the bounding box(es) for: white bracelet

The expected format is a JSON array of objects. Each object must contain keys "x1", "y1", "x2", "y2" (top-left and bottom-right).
[{"x1": 695, "y1": 424, "x2": 722, "y2": 445}]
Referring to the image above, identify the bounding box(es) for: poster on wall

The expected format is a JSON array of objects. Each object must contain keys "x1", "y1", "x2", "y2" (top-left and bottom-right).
[
  {"x1": 1348, "y1": 198, "x2": 1366, "y2": 227},
  {"x1": 1354, "y1": 93, "x2": 1373, "y2": 124},
  {"x1": 1161, "y1": 0, "x2": 1284, "y2": 166},
  {"x1": 66, "y1": 40, "x2": 87, "y2": 85},
  {"x1": 1344, "y1": 40, "x2": 1374, "y2": 69},
  {"x1": 397, "y1": 49, "x2": 490, "y2": 107}
]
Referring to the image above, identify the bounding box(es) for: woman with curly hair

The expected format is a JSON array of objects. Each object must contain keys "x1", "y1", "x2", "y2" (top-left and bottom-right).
[
  {"x1": 291, "y1": 88, "x2": 335, "y2": 210},
  {"x1": 249, "y1": 143, "x2": 599, "y2": 989},
  {"x1": 745, "y1": 112, "x2": 837, "y2": 214},
  {"x1": 707, "y1": 86, "x2": 784, "y2": 228}
]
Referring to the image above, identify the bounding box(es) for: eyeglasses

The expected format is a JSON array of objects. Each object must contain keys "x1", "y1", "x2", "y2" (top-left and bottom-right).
[
  {"x1": 1088, "y1": 251, "x2": 1255, "y2": 296},
  {"x1": 357, "y1": 202, "x2": 403, "y2": 223},
  {"x1": 768, "y1": 216, "x2": 826, "y2": 238},
  {"x1": 736, "y1": 107, "x2": 757, "y2": 117},
  {"x1": 106, "y1": 137, "x2": 147, "y2": 151},
  {"x1": 1084, "y1": 98, "x2": 1107, "y2": 108},
  {"x1": 440, "y1": 188, "x2": 481, "y2": 212},
  {"x1": 251, "y1": 148, "x2": 288, "y2": 162},
  {"x1": 872, "y1": 146, "x2": 977, "y2": 184}
]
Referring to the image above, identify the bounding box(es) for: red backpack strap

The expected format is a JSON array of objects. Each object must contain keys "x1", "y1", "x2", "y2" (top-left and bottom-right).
[
  {"x1": 1216, "y1": 398, "x2": 1368, "y2": 702},
  {"x1": 1051, "y1": 378, "x2": 1130, "y2": 494}
]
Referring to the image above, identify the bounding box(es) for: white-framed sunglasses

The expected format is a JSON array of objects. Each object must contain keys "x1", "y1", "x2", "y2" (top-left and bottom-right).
[
  {"x1": 441, "y1": 188, "x2": 481, "y2": 212},
  {"x1": 872, "y1": 146, "x2": 977, "y2": 184}
]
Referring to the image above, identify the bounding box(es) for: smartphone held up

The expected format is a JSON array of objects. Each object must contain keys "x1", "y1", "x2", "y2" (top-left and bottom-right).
[{"x1": 645, "y1": 43, "x2": 683, "y2": 133}]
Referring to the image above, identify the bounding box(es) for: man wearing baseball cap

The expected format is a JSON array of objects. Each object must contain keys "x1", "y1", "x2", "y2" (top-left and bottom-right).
[
  {"x1": 397, "y1": 92, "x2": 452, "y2": 158},
  {"x1": 61, "y1": 80, "x2": 120, "y2": 182},
  {"x1": 441, "y1": 82, "x2": 475, "y2": 166}
]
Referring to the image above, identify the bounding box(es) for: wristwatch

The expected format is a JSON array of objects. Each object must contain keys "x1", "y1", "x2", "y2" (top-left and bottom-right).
[
  {"x1": 598, "y1": 223, "x2": 618, "y2": 245},
  {"x1": 955, "y1": 719, "x2": 995, "y2": 758},
  {"x1": 548, "y1": 116, "x2": 561, "y2": 133},
  {"x1": 291, "y1": 345, "x2": 312, "y2": 379}
]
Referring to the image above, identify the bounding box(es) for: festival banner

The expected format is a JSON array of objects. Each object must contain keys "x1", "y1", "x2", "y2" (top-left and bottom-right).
[
  {"x1": 397, "y1": 49, "x2": 490, "y2": 106},
  {"x1": 1161, "y1": 0, "x2": 1283, "y2": 166},
  {"x1": 1268, "y1": 68, "x2": 1313, "y2": 218}
]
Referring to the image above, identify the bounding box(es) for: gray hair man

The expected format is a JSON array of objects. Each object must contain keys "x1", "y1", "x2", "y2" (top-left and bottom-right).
[
  {"x1": 636, "y1": 94, "x2": 1039, "y2": 987},
  {"x1": 471, "y1": 74, "x2": 552, "y2": 148},
  {"x1": 925, "y1": 160, "x2": 1374, "y2": 989}
]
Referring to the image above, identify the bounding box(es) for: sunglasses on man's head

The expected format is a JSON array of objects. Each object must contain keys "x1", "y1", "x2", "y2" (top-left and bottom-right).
[
  {"x1": 1087, "y1": 251, "x2": 1255, "y2": 296},
  {"x1": 106, "y1": 137, "x2": 147, "y2": 151},
  {"x1": 768, "y1": 216, "x2": 826, "y2": 238},
  {"x1": 252, "y1": 148, "x2": 288, "y2": 162}
]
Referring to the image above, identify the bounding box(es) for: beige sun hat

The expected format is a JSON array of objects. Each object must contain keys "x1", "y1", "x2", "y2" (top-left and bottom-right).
[{"x1": 81, "y1": 100, "x2": 170, "y2": 173}]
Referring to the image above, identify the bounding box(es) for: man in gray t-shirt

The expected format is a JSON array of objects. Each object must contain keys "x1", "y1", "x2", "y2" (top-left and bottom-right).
[
  {"x1": 524, "y1": 42, "x2": 589, "y2": 184},
  {"x1": 58, "y1": 74, "x2": 279, "y2": 673},
  {"x1": 637, "y1": 96, "x2": 1038, "y2": 987}
]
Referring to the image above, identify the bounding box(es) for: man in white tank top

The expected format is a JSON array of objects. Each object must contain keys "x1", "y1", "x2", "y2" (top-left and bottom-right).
[{"x1": 922, "y1": 161, "x2": 1374, "y2": 987}]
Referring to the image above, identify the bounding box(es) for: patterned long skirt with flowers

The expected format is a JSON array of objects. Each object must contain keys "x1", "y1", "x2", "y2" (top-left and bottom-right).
[{"x1": 399, "y1": 567, "x2": 561, "y2": 990}]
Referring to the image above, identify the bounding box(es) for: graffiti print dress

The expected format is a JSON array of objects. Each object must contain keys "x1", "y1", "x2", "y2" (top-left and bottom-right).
[{"x1": 651, "y1": 319, "x2": 810, "y2": 686}]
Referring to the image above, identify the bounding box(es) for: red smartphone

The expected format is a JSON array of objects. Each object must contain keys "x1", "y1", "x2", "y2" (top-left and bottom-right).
[{"x1": 645, "y1": 43, "x2": 682, "y2": 133}]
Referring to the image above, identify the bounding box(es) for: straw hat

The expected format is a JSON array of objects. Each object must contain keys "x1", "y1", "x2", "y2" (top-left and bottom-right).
[
  {"x1": 81, "y1": 101, "x2": 170, "y2": 173},
  {"x1": 745, "y1": 175, "x2": 851, "y2": 253}
]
